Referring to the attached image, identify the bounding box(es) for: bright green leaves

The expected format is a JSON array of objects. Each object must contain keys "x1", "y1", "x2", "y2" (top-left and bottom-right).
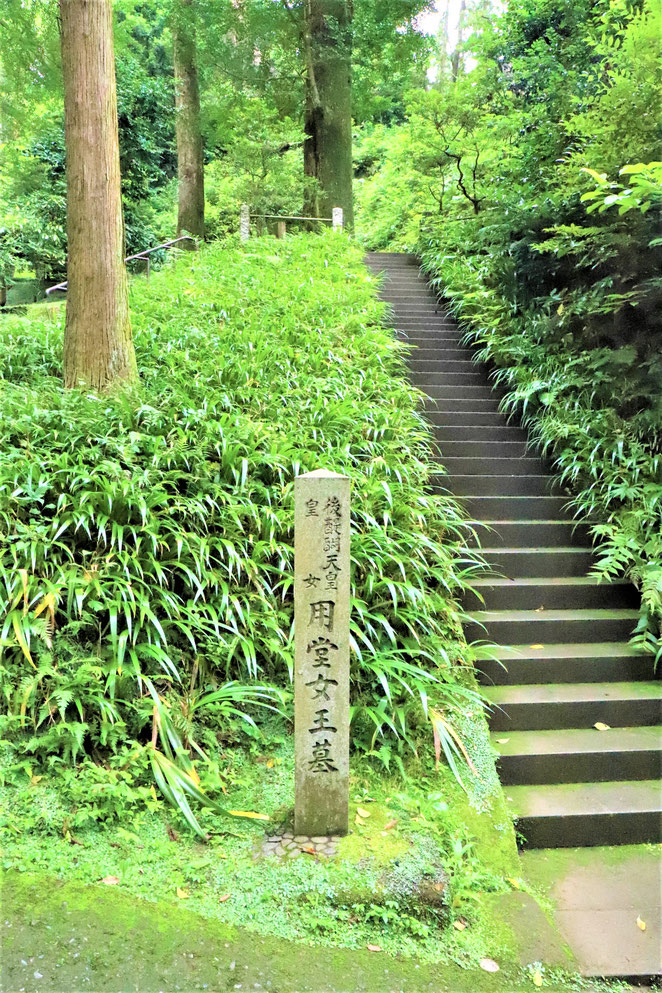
[{"x1": 580, "y1": 162, "x2": 662, "y2": 217}]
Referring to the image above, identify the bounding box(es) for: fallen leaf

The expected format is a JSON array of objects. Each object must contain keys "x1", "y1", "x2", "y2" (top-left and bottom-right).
[
  {"x1": 636, "y1": 916, "x2": 646, "y2": 931},
  {"x1": 384, "y1": 819, "x2": 398, "y2": 831},
  {"x1": 176, "y1": 887, "x2": 190, "y2": 899},
  {"x1": 532, "y1": 968, "x2": 543, "y2": 987},
  {"x1": 355, "y1": 815, "x2": 366, "y2": 826},
  {"x1": 506, "y1": 877, "x2": 521, "y2": 890},
  {"x1": 166, "y1": 824, "x2": 180, "y2": 842},
  {"x1": 357, "y1": 807, "x2": 371, "y2": 818},
  {"x1": 593, "y1": 722, "x2": 611, "y2": 731},
  {"x1": 529, "y1": 644, "x2": 544, "y2": 650},
  {"x1": 496, "y1": 738, "x2": 510, "y2": 744},
  {"x1": 228, "y1": 810, "x2": 270, "y2": 821},
  {"x1": 219, "y1": 894, "x2": 232, "y2": 903},
  {"x1": 301, "y1": 845, "x2": 317, "y2": 855},
  {"x1": 266, "y1": 759, "x2": 274, "y2": 768},
  {"x1": 453, "y1": 919, "x2": 467, "y2": 931},
  {"x1": 367, "y1": 944, "x2": 382, "y2": 952},
  {"x1": 479, "y1": 958, "x2": 500, "y2": 973},
  {"x1": 101, "y1": 876, "x2": 119, "y2": 886}
]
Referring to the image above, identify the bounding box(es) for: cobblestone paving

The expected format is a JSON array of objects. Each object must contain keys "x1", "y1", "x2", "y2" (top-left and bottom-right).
[{"x1": 254, "y1": 832, "x2": 340, "y2": 860}]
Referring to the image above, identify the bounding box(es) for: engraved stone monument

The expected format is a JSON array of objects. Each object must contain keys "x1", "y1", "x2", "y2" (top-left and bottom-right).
[{"x1": 294, "y1": 469, "x2": 351, "y2": 836}]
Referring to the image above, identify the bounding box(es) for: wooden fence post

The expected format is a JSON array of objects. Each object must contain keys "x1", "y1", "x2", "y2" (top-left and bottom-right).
[{"x1": 240, "y1": 204, "x2": 250, "y2": 242}]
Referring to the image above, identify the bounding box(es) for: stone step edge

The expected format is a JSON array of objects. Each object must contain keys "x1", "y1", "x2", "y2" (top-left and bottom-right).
[
  {"x1": 504, "y1": 780, "x2": 662, "y2": 818},
  {"x1": 491, "y1": 725, "x2": 662, "y2": 755},
  {"x1": 485, "y1": 681, "x2": 662, "y2": 705}
]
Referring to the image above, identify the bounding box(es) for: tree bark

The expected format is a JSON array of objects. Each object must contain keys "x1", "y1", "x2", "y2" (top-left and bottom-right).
[
  {"x1": 303, "y1": 0, "x2": 354, "y2": 230},
  {"x1": 450, "y1": 0, "x2": 467, "y2": 81},
  {"x1": 173, "y1": 0, "x2": 205, "y2": 239},
  {"x1": 59, "y1": 0, "x2": 137, "y2": 391}
]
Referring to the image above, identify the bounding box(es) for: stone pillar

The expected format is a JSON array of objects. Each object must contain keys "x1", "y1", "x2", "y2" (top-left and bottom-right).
[
  {"x1": 294, "y1": 469, "x2": 351, "y2": 837},
  {"x1": 276, "y1": 220, "x2": 287, "y2": 240},
  {"x1": 332, "y1": 207, "x2": 343, "y2": 232},
  {"x1": 240, "y1": 204, "x2": 250, "y2": 242}
]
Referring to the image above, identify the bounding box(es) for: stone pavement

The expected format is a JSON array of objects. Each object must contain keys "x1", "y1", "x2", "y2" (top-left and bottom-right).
[
  {"x1": 521, "y1": 844, "x2": 661, "y2": 980},
  {"x1": 254, "y1": 831, "x2": 340, "y2": 860}
]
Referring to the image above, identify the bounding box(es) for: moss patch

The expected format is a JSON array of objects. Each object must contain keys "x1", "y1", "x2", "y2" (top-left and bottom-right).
[{"x1": 0, "y1": 871, "x2": 617, "y2": 993}]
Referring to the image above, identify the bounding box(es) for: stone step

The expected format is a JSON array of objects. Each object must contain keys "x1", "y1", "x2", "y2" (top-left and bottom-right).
[
  {"x1": 401, "y1": 338, "x2": 465, "y2": 348},
  {"x1": 478, "y1": 639, "x2": 653, "y2": 686},
  {"x1": 468, "y1": 519, "x2": 590, "y2": 548},
  {"x1": 423, "y1": 385, "x2": 505, "y2": 402},
  {"x1": 440, "y1": 474, "x2": 555, "y2": 496},
  {"x1": 389, "y1": 302, "x2": 443, "y2": 309},
  {"x1": 391, "y1": 318, "x2": 458, "y2": 326},
  {"x1": 424, "y1": 399, "x2": 503, "y2": 415},
  {"x1": 441, "y1": 456, "x2": 546, "y2": 475},
  {"x1": 439, "y1": 440, "x2": 531, "y2": 458},
  {"x1": 482, "y1": 546, "x2": 594, "y2": 577},
  {"x1": 427, "y1": 411, "x2": 511, "y2": 427},
  {"x1": 505, "y1": 780, "x2": 662, "y2": 848},
  {"x1": 495, "y1": 728, "x2": 662, "y2": 786},
  {"x1": 370, "y1": 251, "x2": 661, "y2": 853},
  {"x1": 460, "y1": 494, "x2": 569, "y2": 517},
  {"x1": 407, "y1": 348, "x2": 468, "y2": 361},
  {"x1": 413, "y1": 371, "x2": 487, "y2": 386},
  {"x1": 466, "y1": 576, "x2": 637, "y2": 612},
  {"x1": 434, "y1": 424, "x2": 527, "y2": 441},
  {"x1": 378, "y1": 286, "x2": 438, "y2": 294},
  {"x1": 408, "y1": 358, "x2": 478, "y2": 372},
  {"x1": 399, "y1": 332, "x2": 462, "y2": 341},
  {"x1": 479, "y1": 545, "x2": 597, "y2": 578},
  {"x1": 467, "y1": 608, "x2": 639, "y2": 646},
  {"x1": 485, "y1": 679, "x2": 660, "y2": 731},
  {"x1": 469, "y1": 519, "x2": 590, "y2": 548}
]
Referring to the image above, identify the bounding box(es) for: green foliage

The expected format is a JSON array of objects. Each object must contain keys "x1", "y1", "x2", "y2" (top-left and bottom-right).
[
  {"x1": 580, "y1": 162, "x2": 662, "y2": 218},
  {"x1": 0, "y1": 234, "x2": 481, "y2": 825},
  {"x1": 0, "y1": 739, "x2": 517, "y2": 965},
  {"x1": 356, "y1": 0, "x2": 661, "y2": 663},
  {"x1": 357, "y1": 0, "x2": 662, "y2": 664}
]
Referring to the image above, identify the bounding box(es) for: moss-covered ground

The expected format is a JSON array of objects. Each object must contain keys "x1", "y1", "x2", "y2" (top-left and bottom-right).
[
  {"x1": 0, "y1": 730, "x2": 523, "y2": 968},
  {"x1": 1, "y1": 870, "x2": 645, "y2": 993}
]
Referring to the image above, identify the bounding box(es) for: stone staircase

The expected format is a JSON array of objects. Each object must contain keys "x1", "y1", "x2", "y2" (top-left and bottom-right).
[{"x1": 365, "y1": 251, "x2": 662, "y2": 849}]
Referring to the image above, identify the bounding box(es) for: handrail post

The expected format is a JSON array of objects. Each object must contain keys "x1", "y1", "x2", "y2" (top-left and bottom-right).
[
  {"x1": 332, "y1": 207, "x2": 344, "y2": 231},
  {"x1": 240, "y1": 204, "x2": 250, "y2": 243}
]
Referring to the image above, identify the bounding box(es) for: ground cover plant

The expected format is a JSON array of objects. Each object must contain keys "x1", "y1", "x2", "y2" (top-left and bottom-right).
[
  {"x1": 0, "y1": 233, "x2": 488, "y2": 829},
  {"x1": 0, "y1": 729, "x2": 520, "y2": 966}
]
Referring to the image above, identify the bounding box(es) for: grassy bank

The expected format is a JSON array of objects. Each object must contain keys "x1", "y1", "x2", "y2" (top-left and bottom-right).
[{"x1": 0, "y1": 232, "x2": 523, "y2": 960}]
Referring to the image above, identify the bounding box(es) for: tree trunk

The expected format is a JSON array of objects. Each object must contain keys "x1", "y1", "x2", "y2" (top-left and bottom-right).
[
  {"x1": 303, "y1": 0, "x2": 354, "y2": 230},
  {"x1": 173, "y1": 0, "x2": 204, "y2": 239},
  {"x1": 450, "y1": 0, "x2": 467, "y2": 81},
  {"x1": 59, "y1": 0, "x2": 136, "y2": 391}
]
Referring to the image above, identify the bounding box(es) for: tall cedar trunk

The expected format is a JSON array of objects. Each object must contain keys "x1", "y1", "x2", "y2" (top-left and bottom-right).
[
  {"x1": 59, "y1": 0, "x2": 136, "y2": 390},
  {"x1": 303, "y1": 0, "x2": 354, "y2": 230},
  {"x1": 173, "y1": 0, "x2": 204, "y2": 239},
  {"x1": 450, "y1": 0, "x2": 467, "y2": 81}
]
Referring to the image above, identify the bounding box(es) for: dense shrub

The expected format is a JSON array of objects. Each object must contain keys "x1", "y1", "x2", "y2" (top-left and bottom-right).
[{"x1": 0, "y1": 235, "x2": 481, "y2": 802}]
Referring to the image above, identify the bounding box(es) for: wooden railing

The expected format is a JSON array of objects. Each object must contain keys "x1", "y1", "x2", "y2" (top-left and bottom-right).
[
  {"x1": 240, "y1": 205, "x2": 343, "y2": 241},
  {"x1": 45, "y1": 235, "x2": 198, "y2": 296}
]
